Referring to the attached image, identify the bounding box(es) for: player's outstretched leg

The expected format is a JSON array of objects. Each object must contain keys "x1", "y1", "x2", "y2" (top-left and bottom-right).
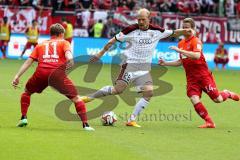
[
  {"x1": 72, "y1": 96, "x2": 95, "y2": 131},
  {"x1": 190, "y1": 95, "x2": 215, "y2": 128},
  {"x1": 222, "y1": 90, "x2": 239, "y2": 101},
  {"x1": 80, "y1": 85, "x2": 114, "y2": 103},
  {"x1": 126, "y1": 85, "x2": 153, "y2": 128},
  {"x1": 17, "y1": 92, "x2": 31, "y2": 127},
  {"x1": 80, "y1": 80, "x2": 128, "y2": 103},
  {"x1": 214, "y1": 90, "x2": 240, "y2": 103}
]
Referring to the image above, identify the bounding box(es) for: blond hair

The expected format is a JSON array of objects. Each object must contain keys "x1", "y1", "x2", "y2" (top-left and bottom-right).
[
  {"x1": 183, "y1": 18, "x2": 195, "y2": 29},
  {"x1": 137, "y1": 8, "x2": 151, "y2": 18},
  {"x1": 50, "y1": 23, "x2": 65, "y2": 36}
]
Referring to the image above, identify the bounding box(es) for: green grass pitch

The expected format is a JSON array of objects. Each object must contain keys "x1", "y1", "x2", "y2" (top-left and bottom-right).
[{"x1": 0, "y1": 59, "x2": 240, "y2": 160}]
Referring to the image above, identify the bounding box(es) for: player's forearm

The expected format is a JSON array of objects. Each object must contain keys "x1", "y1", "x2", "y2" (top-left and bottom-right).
[
  {"x1": 172, "y1": 29, "x2": 186, "y2": 37},
  {"x1": 65, "y1": 51, "x2": 74, "y2": 68},
  {"x1": 15, "y1": 58, "x2": 34, "y2": 78},
  {"x1": 173, "y1": 29, "x2": 194, "y2": 37},
  {"x1": 179, "y1": 49, "x2": 200, "y2": 59},
  {"x1": 164, "y1": 60, "x2": 182, "y2": 66},
  {"x1": 98, "y1": 38, "x2": 116, "y2": 57}
]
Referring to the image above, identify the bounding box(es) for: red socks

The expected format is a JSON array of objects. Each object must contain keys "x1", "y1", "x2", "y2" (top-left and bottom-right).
[
  {"x1": 194, "y1": 102, "x2": 213, "y2": 123},
  {"x1": 74, "y1": 101, "x2": 88, "y2": 123},
  {"x1": 21, "y1": 92, "x2": 31, "y2": 117},
  {"x1": 21, "y1": 92, "x2": 88, "y2": 124},
  {"x1": 220, "y1": 91, "x2": 230, "y2": 101}
]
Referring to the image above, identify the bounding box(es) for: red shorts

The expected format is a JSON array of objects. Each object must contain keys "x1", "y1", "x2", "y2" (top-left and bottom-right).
[
  {"x1": 25, "y1": 42, "x2": 38, "y2": 49},
  {"x1": 26, "y1": 67, "x2": 78, "y2": 99},
  {"x1": 65, "y1": 38, "x2": 72, "y2": 43},
  {"x1": 214, "y1": 57, "x2": 229, "y2": 64},
  {"x1": 187, "y1": 74, "x2": 219, "y2": 100},
  {"x1": 0, "y1": 40, "x2": 9, "y2": 46}
]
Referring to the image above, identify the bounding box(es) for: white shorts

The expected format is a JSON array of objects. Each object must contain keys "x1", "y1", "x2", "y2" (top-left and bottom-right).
[{"x1": 116, "y1": 63, "x2": 153, "y2": 92}]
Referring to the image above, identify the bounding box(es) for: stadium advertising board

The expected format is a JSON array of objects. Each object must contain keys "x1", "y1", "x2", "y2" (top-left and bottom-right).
[
  {"x1": 7, "y1": 34, "x2": 49, "y2": 58},
  {"x1": 6, "y1": 34, "x2": 240, "y2": 70},
  {"x1": 73, "y1": 37, "x2": 240, "y2": 70}
]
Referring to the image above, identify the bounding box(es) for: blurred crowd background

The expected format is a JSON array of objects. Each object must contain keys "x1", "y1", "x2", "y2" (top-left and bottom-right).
[
  {"x1": 0, "y1": 0, "x2": 239, "y2": 17},
  {"x1": 0, "y1": 0, "x2": 240, "y2": 43}
]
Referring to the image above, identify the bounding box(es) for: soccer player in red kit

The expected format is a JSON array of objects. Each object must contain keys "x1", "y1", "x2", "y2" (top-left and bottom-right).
[
  {"x1": 159, "y1": 18, "x2": 239, "y2": 128},
  {"x1": 12, "y1": 23, "x2": 94, "y2": 131}
]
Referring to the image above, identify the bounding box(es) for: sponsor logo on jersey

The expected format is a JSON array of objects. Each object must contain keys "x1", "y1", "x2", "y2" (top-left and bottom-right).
[{"x1": 139, "y1": 39, "x2": 152, "y2": 44}]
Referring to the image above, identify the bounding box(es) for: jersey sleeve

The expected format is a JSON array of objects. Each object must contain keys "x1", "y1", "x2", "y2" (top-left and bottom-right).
[
  {"x1": 192, "y1": 38, "x2": 202, "y2": 52},
  {"x1": 115, "y1": 24, "x2": 138, "y2": 42},
  {"x1": 157, "y1": 29, "x2": 174, "y2": 40},
  {"x1": 29, "y1": 45, "x2": 39, "y2": 61},
  {"x1": 63, "y1": 41, "x2": 72, "y2": 54},
  {"x1": 148, "y1": 24, "x2": 174, "y2": 40},
  {"x1": 115, "y1": 32, "x2": 128, "y2": 42}
]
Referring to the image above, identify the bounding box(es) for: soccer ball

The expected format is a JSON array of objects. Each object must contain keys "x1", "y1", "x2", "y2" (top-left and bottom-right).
[{"x1": 101, "y1": 111, "x2": 117, "y2": 126}]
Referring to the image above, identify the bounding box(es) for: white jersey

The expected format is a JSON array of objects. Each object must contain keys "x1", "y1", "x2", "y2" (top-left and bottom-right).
[{"x1": 115, "y1": 24, "x2": 173, "y2": 65}]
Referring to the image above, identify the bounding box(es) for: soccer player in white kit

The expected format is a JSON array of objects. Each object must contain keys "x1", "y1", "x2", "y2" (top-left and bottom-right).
[{"x1": 81, "y1": 8, "x2": 192, "y2": 127}]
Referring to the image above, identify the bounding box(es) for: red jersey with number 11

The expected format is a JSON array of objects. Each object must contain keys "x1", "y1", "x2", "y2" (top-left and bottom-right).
[
  {"x1": 178, "y1": 36, "x2": 211, "y2": 80},
  {"x1": 30, "y1": 38, "x2": 71, "y2": 69}
]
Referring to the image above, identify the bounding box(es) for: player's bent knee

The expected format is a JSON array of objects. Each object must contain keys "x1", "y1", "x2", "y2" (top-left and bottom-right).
[
  {"x1": 112, "y1": 87, "x2": 124, "y2": 95},
  {"x1": 24, "y1": 89, "x2": 32, "y2": 96},
  {"x1": 144, "y1": 90, "x2": 153, "y2": 97},
  {"x1": 113, "y1": 80, "x2": 128, "y2": 95},
  {"x1": 71, "y1": 95, "x2": 81, "y2": 103},
  {"x1": 190, "y1": 95, "x2": 200, "y2": 104},
  {"x1": 22, "y1": 91, "x2": 31, "y2": 97},
  {"x1": 143, "y1": 90, "x2": 153, "y2": 101}
]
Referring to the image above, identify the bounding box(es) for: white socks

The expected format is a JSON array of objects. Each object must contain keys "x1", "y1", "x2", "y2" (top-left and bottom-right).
[
  {"x1": 90, "y1": 86, "x2": 113, "y2": 98},
  {"x1": 130, "y1": 98, "x2": 149, "y2": 121}
]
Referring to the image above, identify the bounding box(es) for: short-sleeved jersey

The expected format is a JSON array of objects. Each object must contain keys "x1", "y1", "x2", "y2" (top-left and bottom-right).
[
  {"x1": 178, "y1": 36, "x2": 210, "y2": 79},
  {"x1": 115, "y1": 24, "x2": 173, "y2": 64},
  {"x1": 30, "y1": 38, "x2": 71, "y2": 69}
]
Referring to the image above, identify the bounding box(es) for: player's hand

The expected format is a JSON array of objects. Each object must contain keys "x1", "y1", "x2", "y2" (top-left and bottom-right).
[
  {"x1": 12, "y1": 76, "x2": 20, "y2": 89},
  {"x1": 90, "y1": 54, "x2": 100, "y2": 63},
  {"x1": 185, "y1": 28, "x2": 195, "y2": 35},
  {"x1": 158, "y1": 58, "x2": 166, "y2": 66},
  {"x1": 169, "y1": 46, "x2": 181, "y2": 52}
]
